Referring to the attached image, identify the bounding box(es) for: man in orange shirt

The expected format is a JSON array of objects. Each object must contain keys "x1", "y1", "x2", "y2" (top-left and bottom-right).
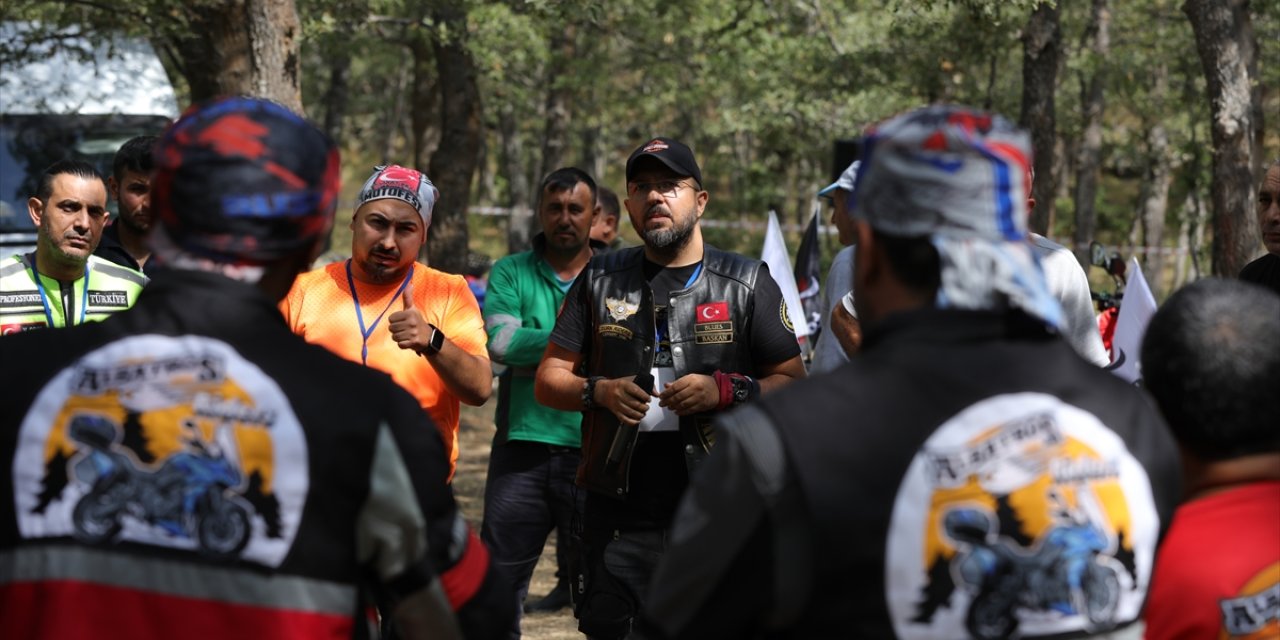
[{"x1": 281, "y1": 164, "x2": 492, "y2": 476}]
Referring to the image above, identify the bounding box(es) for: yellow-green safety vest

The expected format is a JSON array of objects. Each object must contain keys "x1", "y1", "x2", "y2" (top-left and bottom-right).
[{"x1": 0, "y1": 253, "x2": 147, "y2": 334}]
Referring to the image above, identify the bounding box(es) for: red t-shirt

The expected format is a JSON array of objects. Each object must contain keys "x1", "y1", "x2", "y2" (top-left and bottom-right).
[{"x1": 1144, "y1": 481, "x2": 1280, "y2": 639}]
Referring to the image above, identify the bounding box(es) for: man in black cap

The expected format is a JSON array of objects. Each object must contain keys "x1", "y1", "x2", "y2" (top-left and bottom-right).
[
  {"x1": 630, "y1": 106, "x2": 1178, "y2": 640},
  {"x1": 0, "y1": 96, "x2": 514, "y2": 639},
  {"x1": 535, "y1": 136, "x2": 806, "y2": 639}
]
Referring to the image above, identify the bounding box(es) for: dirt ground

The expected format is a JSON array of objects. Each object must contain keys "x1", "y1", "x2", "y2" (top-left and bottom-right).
[{"x1": 455, "y1": 401, "x2": 580, "y2": 640}]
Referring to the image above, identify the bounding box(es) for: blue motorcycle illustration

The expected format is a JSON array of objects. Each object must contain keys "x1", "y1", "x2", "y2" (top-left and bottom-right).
[
  {"x1": 943, "y1": 506, "x2": 1121, "y2": 639},
  {"x1": 69, "y1": 414, "x2": 252, "y2": 559}
]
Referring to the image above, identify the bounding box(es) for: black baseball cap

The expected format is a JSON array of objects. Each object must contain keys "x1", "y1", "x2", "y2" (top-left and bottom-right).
[{"x1": 625, "y1": 137, "x2": 702, "y2": 185}]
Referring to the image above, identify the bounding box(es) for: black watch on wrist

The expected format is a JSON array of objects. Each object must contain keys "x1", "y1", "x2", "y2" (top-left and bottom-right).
[
  {"x1": 424, "y1": 324, "x2": 445, "y2": 355},
  {"x1": 730, "y1": 375, "x2": 754, "y2": 404}
]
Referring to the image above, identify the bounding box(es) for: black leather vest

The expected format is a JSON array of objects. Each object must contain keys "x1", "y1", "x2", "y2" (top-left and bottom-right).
[{"x1": 576, "y1": 245, "x2": 764, "y2": 498}]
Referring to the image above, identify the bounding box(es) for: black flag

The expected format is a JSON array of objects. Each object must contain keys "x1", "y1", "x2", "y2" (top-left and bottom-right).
[{"x1": 795, "y1": 210, "x2": 823, "y2": 338}]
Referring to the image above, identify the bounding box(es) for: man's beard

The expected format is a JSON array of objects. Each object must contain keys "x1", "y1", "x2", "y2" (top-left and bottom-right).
[
  {"x1": 546, "y1": 227, "x2": 586, "y2": 254},
  {"x1": 118, "y1": 209, "x2": 150, "y2": 234},
  {"x1": 642, "y1": 213, "x2": 695, "y2": 255},
  {"x1": 362, "y1": 251, "x2": 411, "y2": 284}
]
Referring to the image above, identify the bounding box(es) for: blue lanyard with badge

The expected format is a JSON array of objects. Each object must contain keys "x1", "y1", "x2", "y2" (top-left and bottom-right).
[
  {"x1": 346, "y1": 259, "x2": 415, "y2": 366},
  {"x1": 653, "y1": 262, "x2": 702, "y2": 364},
  {"x1": 26, "y1": 261, "x2": 90, "y2": 327},
  {"x1": 608, "y1": 261, "x2": 704, "y2": 460}
]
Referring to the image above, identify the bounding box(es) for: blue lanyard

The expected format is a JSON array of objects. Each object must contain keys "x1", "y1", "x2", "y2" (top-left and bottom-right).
[
  {"x1": 26, "y1": 258, "x2": 89, "y2": 327},
  {"x1": 683, "y1": 263, "x2": 703, "y2": 289},
  {"x1": 346, "y1": 260, "x2": 415, "y2": 366},
  {"x1": 655, "y1": 262, "x2": 703, "y2": 345}
]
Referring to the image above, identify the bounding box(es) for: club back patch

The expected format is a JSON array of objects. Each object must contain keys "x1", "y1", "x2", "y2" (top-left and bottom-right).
[
  {"x1": 12, "y1": 335, "x2": 309, "y2": 567},
  {"x1": 885, "y1": 392, "x2": 1160, "y2": 639}
]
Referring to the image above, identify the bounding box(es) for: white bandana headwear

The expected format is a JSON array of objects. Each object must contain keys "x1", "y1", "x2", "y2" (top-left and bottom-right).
[{"x1": 849, "y1": 105, "x2": 1064, "y2": 329}]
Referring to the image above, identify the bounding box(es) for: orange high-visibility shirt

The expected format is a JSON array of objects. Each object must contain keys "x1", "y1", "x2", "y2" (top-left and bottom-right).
[{"x1": 280, "y1": 260, "x2": 488, "y2": 476}]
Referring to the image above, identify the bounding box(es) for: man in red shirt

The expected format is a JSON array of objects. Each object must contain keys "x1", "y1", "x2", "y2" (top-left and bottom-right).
[{"x1": 1141, "y1": 278, "x2": 1280, "y2": 639}]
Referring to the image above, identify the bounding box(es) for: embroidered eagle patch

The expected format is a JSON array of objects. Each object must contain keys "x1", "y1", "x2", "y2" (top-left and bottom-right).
[{"x1": 606, "y1": 297, "x2": 639, "y2": 322}]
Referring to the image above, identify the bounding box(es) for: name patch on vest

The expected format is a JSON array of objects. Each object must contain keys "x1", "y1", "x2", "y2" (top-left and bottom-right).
[
  {"x1": 599, "y1": 324, "x2": 634, "y2": 340},
  {"x1": 0, "y1": 290, "x2": 41, "y2": 308},
  {"x1": 88, "y1": 290, "x2": 130, "y2": 308},
  {"x1": 694, "y1": 301, "x2": 733, "y2": 344}
]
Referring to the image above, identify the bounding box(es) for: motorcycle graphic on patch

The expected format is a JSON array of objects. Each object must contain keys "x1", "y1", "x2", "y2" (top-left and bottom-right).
[
  {"x1": 69, "y1": 413, "x2": 252, "y2": 558},
  {"x1": 13, "y1": 335, "x2": 309, "y2": 568},
  {"x1": 942, "y1": 501, "x2": 1123, "y2": 639},
  {"x1": 884, "y1": 393, "x2": 1161, "y2": 639}
]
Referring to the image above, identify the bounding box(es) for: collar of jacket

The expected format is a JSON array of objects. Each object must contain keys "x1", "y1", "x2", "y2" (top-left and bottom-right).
[{"x1": 861, "y1": 307, "x2": 1056, "y2": 354}]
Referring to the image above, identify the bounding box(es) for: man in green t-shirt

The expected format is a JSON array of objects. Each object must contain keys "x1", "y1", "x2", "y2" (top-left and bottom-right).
[{"x1": 482, "y1": 167, "x2": 602, "y2": 632}]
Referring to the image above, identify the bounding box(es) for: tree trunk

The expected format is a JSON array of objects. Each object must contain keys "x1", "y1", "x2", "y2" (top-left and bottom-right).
[
  {"x1": 580, "y1": 126, "x2": 606, "y2": 188},
  {"x1": 1141, "y1": 132, "x2": 1172, "y2": 296},
  {"x1": 500, "y1": 100, "x2": 535, "y2": 254},
  {"x1": 168, "y1": 0, "x2": 303, "y2": 114},
  {"x1": 409, "y1": 32, "x2": 440, "y2": 170},
  {"x1": 1139, "y1": 116, "x2": 1174, "y2": 299},
  {"x1": 1183, "y1": 127, "x2": 1207, "y2": 283},
  {"x1": 381, "y1": 64, "x2": 409, "y2": 163},
  {"x1": 539, "y1": 25, "x2": 576, "y2": 181},
  {"x1": 1019, "y1": 0, "x2": 1061, "y2": 237},
  {"x1": 320, "y1": 48, "x2": 351, "y2": 143},
  {"x1": 1072, "y1": 0, "x2": 1110, "y2": 267},
  {"x1": 424, "y1": 0, "x2": 482, "y2": 274},
  {"x1": 1190, "y1": 190, "x2": 1207, "y2": 280},
  {"x1": 1183, "y1": 0, "x2": 1260, "y2": 276},
  {"x1": 1173, "y1": 192, "x2": 1196, "y2": 288},
  {"x1": 1055, "y1": 137, "x2": 1074, "y2": 216}
]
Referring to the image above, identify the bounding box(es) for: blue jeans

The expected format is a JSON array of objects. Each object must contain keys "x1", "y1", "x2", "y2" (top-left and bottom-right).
[{"x1": 480, "y1": 440, "x2": 582, "y2": 639}]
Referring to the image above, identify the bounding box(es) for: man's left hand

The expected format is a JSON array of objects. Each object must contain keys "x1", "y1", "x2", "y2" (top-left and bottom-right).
[
  {"x1": 658, "y1": 373, "x2": 719, "y2": 415},
  {"x1": 388, "y1": 283, "x2": 430, "y2": 354}
]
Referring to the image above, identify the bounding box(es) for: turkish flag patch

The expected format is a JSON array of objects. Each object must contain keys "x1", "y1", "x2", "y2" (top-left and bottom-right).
[
  {"x1": 1, "y1": 322, "x2": 46, "y2": 335},
  {"x1": 696, "y1": 301, "x2": 729, "y2": 323}
]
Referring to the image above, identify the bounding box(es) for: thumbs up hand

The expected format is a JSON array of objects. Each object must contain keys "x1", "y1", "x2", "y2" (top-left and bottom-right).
[
  {"x1": 400, "y1": 282, "x2": 415, "y2": 312},
  {"x1": 388, "y1": 282, "x2": 429, "y2": 353}
]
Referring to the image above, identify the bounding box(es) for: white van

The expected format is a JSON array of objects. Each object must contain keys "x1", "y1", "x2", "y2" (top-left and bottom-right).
[{"x1": 0, "y1": 22, "x2": 179, "y2": 262}]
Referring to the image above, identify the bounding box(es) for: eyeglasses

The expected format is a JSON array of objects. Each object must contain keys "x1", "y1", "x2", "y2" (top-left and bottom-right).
[{"x1": 627, "y1": 180, "x2": 695, "y2": 199}]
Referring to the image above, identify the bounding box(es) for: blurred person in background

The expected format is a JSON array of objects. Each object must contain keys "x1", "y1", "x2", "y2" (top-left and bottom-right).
[{"x1": 0, "y1": 96, "x2": 514, "y2": 639}]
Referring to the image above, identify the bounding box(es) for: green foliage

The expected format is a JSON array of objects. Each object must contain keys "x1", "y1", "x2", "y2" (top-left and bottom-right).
[{"x1": 4, "y1": 0, "x2": 1275, "y2": 270}]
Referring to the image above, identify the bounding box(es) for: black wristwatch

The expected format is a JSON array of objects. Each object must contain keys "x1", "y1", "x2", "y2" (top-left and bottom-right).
[
  {"x1": 730, "y1": 374, "x2": 757, "y2": 404},
  {"x1": 424, "y1": 324, "x2": 445, "y2": 355},
  {"x1": 583, "y1": 376, "x2": 605, "y2": 410}
]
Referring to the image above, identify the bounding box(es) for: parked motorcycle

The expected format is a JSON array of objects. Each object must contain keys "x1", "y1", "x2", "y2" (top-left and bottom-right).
[
  {"x1": 69, "y1": 414, "x2": 251, "y2": 559},
  {"x1": 1088, "y1": 242, "x2": 1127, "y2": 356}
]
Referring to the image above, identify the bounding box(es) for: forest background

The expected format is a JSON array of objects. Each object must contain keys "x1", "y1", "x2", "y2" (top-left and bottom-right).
[{"x1": 3, "y1": 0, "x2": 1277, "y2": 300}]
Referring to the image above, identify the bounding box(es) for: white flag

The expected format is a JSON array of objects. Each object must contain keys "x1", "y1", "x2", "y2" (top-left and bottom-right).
[
  {"x1": 761, "y1": 210, "x2": 811, "y2": 341},
  {"x1": 1108, "y1": 257, "x2": 1157, "y2": 383}
]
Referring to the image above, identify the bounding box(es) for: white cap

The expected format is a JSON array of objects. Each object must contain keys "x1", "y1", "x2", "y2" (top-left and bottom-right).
[{"x1": 818, "y1": 160, "x2": 860, "y2": 198}]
